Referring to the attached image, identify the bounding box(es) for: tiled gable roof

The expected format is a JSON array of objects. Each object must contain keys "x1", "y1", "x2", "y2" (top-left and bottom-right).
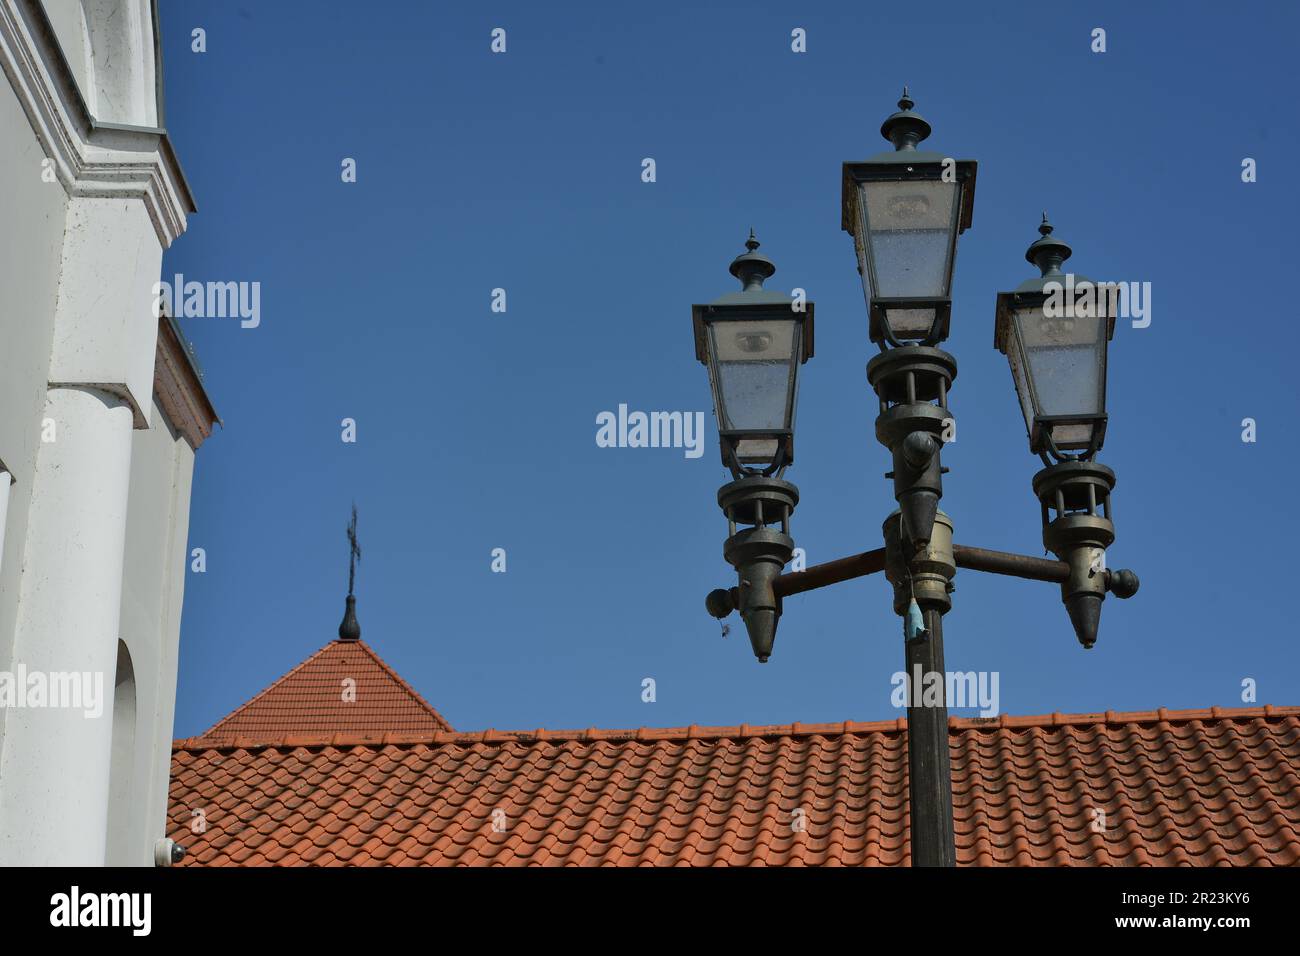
[
  {"x1": 199, "y1": 639, "x2": 451, "y2": 741},
  {"x1": 169, "y1": 706, "x2": 1300, "y2": 866}
]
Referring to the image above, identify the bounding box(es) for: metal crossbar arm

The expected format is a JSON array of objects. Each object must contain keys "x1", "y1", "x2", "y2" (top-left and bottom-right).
[
  {"x1": 706, "y1": 543, "x2": 1138, "y2": 616},
  {"x1": 779, "y1": 547, "x2": 888, "y2": 597},
  {"x1": 953, "y1": 545, "x2": 1066, "y2": 583}
]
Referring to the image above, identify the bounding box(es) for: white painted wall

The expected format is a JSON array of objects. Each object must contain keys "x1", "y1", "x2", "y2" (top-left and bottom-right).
[
  {"x1": 0, "y1": 474, "x2": 11, "y2": 581},
  {"x1": 0, "y1": 4, "x2": 72, "y2": 747},
  {"x1": 111, "y1": 400, "x2": 196, "y2": 866},
  {"x1": 0, "y1": 385, "x2": 135, "y2": 865},
  {"x1": 41, "y1": 2, "x2": 94, "y2": 113},
  {"x1": 44, "y1": 0, "x2": 158, "y2": 127},
  {"x1": 0, "y1": 0, "x2": 199, "y2": 865},
  {"x1": 48, "y1": 195, "x2": 167, "y2": 421}
]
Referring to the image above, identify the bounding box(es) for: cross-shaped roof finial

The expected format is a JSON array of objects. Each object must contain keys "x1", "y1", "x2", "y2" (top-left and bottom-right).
[{"x1": 339, "y1": 504, "x2": 362, "y2": 641}]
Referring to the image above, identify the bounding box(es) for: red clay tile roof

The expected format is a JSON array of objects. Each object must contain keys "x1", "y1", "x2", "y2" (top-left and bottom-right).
[
  {"x1": 199, "y1": 639, "x2": 451, "y2": 741},
  {"x1": 169, "y1": 705, "x2": 1300, "y2": 866}
]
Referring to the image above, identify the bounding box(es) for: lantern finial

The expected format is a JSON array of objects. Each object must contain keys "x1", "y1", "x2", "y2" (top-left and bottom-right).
[
  {"x1": 728, "y1": 230, "x2": 776, "y2": 291},
  {"x1": 880, "y1": 88, "x2": 932, "y2": 151},
  {"x1": 1024, "y1": 213, "x2": 1072, "y2": 277}
]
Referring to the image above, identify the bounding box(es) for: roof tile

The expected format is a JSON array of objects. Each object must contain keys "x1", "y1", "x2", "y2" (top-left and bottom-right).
[
  {"x1": 200, "y1": 639, "x2": 451, "y2": 741},
  {"x1": 170, "y1": 706, "x2": 1300, "y2": 866}
]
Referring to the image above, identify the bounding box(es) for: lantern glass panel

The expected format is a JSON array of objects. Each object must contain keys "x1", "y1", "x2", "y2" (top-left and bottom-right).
[
  {"x1": 857, "y1": 179, "x2": 960, "y2": 299},
  {"x1": 1008, "y1": 297, "x2": 1109, "y2": 451},
  {"x1": 734, "y1": 437, "x2": 779, "y2": 463},
  {"x1": 1013, "y1": 304, "x2": 1106, "y2": 417},
  {"x1": 880, "y1": 307, "x2": 936, "y2": 338},
  {"x1": 708, "y1": 318, "x2": 798, "y2": 435}
]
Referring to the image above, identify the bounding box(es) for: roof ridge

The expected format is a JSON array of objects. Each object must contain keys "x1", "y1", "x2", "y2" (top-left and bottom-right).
[{"x1": 175, "y1": 704, "x2": 1300, "y2": 753}]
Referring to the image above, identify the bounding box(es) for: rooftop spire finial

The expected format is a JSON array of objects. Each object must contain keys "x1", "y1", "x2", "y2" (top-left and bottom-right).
[
  {"x1": 346, "y1": 504, "x2": 361, "y2": 597},
  {"x1": 898, "y1": 85, "x2": 913, "y2": 110},
  {"x1": 338, "y1": 504, "x2": 362, "y2": 642}
]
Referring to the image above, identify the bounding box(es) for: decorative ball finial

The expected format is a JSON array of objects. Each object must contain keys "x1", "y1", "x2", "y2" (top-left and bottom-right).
[
  {"x1": 745, "y1": 228, "x2": 759, "y2": 253},
  {"x1": 338, "y1": 594, "x2": 361, "y2": 642},
  {"x1": 899, "y1": 86, "x2": 914, "y2": 110}
]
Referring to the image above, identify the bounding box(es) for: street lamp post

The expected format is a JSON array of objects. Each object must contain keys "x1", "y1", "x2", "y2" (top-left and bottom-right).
[
  {"x1": 851, "y1": 88, "x2": 970, "y2": 867},
  {"x1": 694, "y1": 92, "x2": 1140, "y2": 867}
]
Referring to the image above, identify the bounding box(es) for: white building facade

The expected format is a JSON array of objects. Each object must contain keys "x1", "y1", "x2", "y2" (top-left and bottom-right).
[{"x1": 0, "y1": 0, "x2": 214, "y2": 865}]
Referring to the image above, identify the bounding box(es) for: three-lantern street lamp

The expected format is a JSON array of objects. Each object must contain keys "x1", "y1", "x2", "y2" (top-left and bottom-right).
[{"x1": 693, "y1": 90, "x2": 1140, "y2": 868}]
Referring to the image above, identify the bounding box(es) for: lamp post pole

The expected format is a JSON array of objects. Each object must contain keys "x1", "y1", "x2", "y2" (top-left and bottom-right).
[
  {"x1": 907, "y1": 607, "x2": 955, "y2": 867},
  {"x1": 694, "y1": 91, "x2": 1140, "y2": 868}
]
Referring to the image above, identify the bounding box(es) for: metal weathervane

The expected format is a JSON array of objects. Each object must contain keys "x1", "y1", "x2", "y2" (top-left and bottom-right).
[
  {"x1": 339, "y1": 504, "x2": 362, "y2": 641},
  {"x1": 346, "y1": 504, "x2": 361, "y2": 596}
]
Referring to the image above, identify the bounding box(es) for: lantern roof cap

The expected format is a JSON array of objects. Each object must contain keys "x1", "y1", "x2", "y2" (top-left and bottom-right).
[
  {"x1": 853, "y1": 89, "x2": 965, "y2": 165},
  {"x1": 712, "y1": 231, "x2": 796, "y2": 305},
  {"x1": 728, "y1": 229, "x2": 776, "y2": 286},
  {"x1": 1025, "y1": 212, "x2": 1072, "y2": 270},
  {"x1": 880, "y1": 86, "x2": 932, "y2": 152},
  {"x1": 1014, "y1": 214, "x2": 1093, "y2": 292}
]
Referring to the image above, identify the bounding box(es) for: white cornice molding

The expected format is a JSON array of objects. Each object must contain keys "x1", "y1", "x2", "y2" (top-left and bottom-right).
[{"x1": 0, "y1": 0, "x2": 195, "y2": 247}]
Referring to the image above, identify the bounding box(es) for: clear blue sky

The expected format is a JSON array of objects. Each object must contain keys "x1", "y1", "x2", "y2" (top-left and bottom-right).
[{"x1": 162, "y1": 0, "x2": 1300, "y2": 737}]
